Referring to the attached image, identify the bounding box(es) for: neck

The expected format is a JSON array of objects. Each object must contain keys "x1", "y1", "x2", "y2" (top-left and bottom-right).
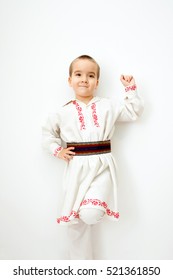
[{"x1": 75, "y1": 95, "x2": 94, "y2": 104}]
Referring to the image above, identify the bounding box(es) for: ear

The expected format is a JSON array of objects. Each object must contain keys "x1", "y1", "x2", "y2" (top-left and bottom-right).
[
  {"x1": 68, "y1": 77, "x2": 72, "y2": 87},
  {"x1": 95, "y1": 80, "x2": 99, "y2": 89}
]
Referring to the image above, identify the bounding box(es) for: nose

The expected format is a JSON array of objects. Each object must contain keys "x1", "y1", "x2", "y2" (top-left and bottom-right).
[{"x1": 81, "y1": 75, "x2": 88, "y2": 83}]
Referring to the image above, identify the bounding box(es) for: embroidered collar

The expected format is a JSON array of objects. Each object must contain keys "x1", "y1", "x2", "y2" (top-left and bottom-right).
[
  {"x1": 63, "y1": 96, "x2": 101, "y2": 107},
  {"x1": 74, "y1": 96, "x2": 101, "y2": 106}
]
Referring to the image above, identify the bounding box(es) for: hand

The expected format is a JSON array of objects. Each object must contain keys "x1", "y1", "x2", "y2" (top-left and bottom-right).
[
  {"x1": 58, "y1": 147, "x2": 75, "y2": 162},
  {"x1": 120, "y1": 75, "x2": 135, "y2": 87}
]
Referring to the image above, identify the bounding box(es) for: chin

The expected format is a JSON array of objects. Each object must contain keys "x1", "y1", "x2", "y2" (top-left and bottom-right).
[{"x1": 79, "y1": 94, "x2": 93, "y2": 98}]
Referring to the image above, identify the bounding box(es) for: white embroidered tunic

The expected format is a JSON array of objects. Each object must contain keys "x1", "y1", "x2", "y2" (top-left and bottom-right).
[{"x1": 42, "y1": 86, "x2": 144, "y2": 225}]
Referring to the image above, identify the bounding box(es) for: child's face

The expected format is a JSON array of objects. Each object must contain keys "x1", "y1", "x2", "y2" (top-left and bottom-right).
[{"x1": 68, "y1": 59, "x2": 99, "y2": 100}]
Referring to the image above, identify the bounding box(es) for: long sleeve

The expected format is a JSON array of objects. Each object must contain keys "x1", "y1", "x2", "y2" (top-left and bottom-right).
[
  {"x1": 117, "y1": 85, "x2": 144, "y2": 122},
  {"x1": 42, "y1": 113, "x2": 63, "y2": 156}
]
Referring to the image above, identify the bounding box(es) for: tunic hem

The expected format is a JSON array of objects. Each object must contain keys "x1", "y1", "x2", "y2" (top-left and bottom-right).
[{"x1": 56, "y1": 198, "x2": 119, "y2": 225}]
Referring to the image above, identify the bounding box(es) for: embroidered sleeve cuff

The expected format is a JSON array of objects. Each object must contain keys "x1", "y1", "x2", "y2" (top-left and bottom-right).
[
  {"x1": 125, "y1": 84, "x2": 137, "y2": 92},
  {"x1": 53, "y1": 146, "x2": 63, "y2": 157},
  {"x1": 124, "y1": 84, "x2": 137, "y2": 100}
]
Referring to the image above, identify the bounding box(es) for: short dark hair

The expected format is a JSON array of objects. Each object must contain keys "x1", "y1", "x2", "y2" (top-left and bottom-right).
[{"x1": 69, "y1": 55, "x2": 100, "y2": 79}]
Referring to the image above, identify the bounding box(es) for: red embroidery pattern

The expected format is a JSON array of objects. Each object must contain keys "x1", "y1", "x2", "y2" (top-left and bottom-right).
[
  {"x1": 106, "y1": 208, "x2": 119, "y2": 219},
  {"x1": 81, "y1": 198, "x2": 107, "y2": 208},
  {"x1": 54, "y1": 146, "x2": 63, "y2": 157},
  {"x1": 125, "y1": 84, "x2": 137, "y2": 92},
  {"x1": 73, "y1": 101, "x2": 86, "y2": 130},
  {"x1": 81, "y1": 198, "x2": 119, "y2": 219},
  {"x1": 57, "y1": 211, "x2": 79, "y2": 224},
  {"x1": 91, "y1": 103, "x2": 100, "y2": 127},
  {"x1": 57, "y1": 199, "x2": 119, "y2": 224}
]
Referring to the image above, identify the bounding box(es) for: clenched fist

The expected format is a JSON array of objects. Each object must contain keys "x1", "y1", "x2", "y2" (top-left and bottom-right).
[{"x1": 120, "y1": 75, "x2": 135, "y2": 87}]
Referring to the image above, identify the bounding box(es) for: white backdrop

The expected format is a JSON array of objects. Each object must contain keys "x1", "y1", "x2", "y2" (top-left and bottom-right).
[{"x1": 0, "y1": 0, "x2": 173, "y2": 260}]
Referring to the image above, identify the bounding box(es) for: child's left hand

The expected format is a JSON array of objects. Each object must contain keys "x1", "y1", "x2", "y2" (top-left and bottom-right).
[{"x1": 120, "y1": 75, "x2": 135, "y2": 87}]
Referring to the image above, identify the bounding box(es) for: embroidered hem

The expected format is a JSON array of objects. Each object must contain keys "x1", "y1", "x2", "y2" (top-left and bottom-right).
[{"x1": 57, "y1": 198, "x2": 119, "y2": 224}]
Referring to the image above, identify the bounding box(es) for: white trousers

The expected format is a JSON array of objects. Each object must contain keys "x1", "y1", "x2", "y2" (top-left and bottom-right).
[{"x1": 67, "y1": 208, "x2": 104, "y2": 260}]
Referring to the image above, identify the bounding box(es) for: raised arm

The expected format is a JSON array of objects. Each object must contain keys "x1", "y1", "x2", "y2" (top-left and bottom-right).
[{"x1": 117, "y1": 75, "x2": 144, "y2": 122}]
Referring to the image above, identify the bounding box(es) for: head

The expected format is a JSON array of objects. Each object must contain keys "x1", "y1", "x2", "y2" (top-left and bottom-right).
[
  {"x1": 68, "y1": 55, "x2": 100, "y2": 101},
  {"x1": 69, "y1": 55, "x2": 100, "y2": 79}
]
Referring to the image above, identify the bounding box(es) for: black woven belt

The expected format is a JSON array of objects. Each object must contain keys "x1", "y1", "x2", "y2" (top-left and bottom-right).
[{"x1": 67, "y1": 140, "x2": 111, "y2": 156}]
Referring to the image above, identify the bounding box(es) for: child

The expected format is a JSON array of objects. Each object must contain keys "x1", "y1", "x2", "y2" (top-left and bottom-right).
[{"x1": 42, "y1": 55, "x2": 144, "y2": 259}]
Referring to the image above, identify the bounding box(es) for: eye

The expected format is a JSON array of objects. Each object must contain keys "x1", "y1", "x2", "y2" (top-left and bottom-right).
[
  {"x1": 75, "y1": 73, "x2": 81, "y2": 76},
  {"x1": 89, "y1": 74, "x2": 95, "y2": 78}
]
